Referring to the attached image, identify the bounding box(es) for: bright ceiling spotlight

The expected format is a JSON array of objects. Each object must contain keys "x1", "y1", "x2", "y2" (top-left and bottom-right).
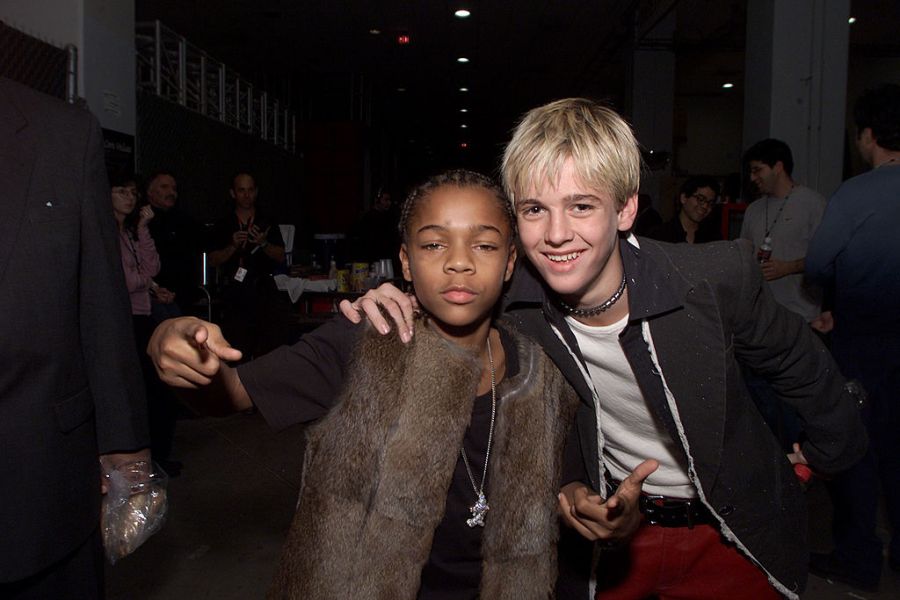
[
  {"x1": 848, "y1": 17, "x2": 856, "y2": 24},
  {"x1": 459, "y1": 87, "x2": 469, "y2": 92},
  {"x1": 455, "y1": 9, "x2": 471, "y2": 18},
  {"x1": 457, "y1": 57, "x2": 470, "y2": 63}
]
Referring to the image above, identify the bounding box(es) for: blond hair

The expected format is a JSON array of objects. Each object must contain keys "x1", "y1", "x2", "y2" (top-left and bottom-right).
[{"x1": 501, "y1": 98, "x2": 641, "y2": 209}]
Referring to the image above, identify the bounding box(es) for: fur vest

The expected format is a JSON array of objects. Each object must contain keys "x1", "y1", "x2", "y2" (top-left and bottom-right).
[{"x1": 268, "y1": 320, "x2": 578, "y2": 599}]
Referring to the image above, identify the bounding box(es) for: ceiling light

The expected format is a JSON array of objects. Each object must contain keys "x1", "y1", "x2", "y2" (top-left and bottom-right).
[
  {"x1": 457, "y1": 57, "x2": 469, "y2": 63},
  {"x1": 459, "y1": 87, "x2": 469, "y2": 92},
  {"x1": 396, "y1": 87, "x2": 406, "y2": 92},
  {"x1": 722, "y1": 82, "x2": 734, "y2": 89},
  {"x1": 461, "y1": 124, "x2": 468, "y2": 129},
  {"x1": 455, "y1": 9, "x2": 471, "y2": 18},
  {"x1": 369, "y1": 29, "x2": 381, "y2": 35},
  {"x1": 848, "y1": 17, "x2": 856, "y2": 24},
  {"x1": 460, "y1": 108, "x2": 468, "y2": 113}
]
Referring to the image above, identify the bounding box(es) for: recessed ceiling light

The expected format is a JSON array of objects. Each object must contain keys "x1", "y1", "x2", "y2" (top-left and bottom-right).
[
  {"x1": 848, "y1": 17, "x2": 856, "y2": 24},
  {"x1": 396, "y1": 87, "x2": 406, "y2": 92},
  {"x1": 455, "y1": 9, "x2": 471, "y2": 18},
  {"x1": 459, "y1": 87, "x2": 469, "y2": 92},
  {"x1": 369, "y1": 28, "x2": 381, "y2": 35},
  {"x1": 722, "y1": 82, "x2": 734, "y2": 89},
  {"x1": 461, "y1": 124, "x2": 468, "y2": 129},
  {"x1": 457, "y1": 57, "x2": 469, "y2": 63},
  {"x1": 460, "y1": 108, "x2": 468, "y2": 113}
]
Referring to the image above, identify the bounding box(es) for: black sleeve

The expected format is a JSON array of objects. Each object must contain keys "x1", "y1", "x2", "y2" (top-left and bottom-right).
[
  {"x1": 266, "y1": 222, "x2": 285, "y2": 247},
  {"x1": 729, "y1": 240, "x2": 867, "y2": 473},
  {"x1": 236, "y1": 317, "x2": 365, "y2": 431},
  {"x1": 206, "y1": 216, "x2": 233, "y2": 253}
]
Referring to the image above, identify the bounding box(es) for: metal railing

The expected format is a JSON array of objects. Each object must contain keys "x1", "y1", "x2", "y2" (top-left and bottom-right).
[{"x1": 136, "y1": 20, "x2": 295, "y2": 152}]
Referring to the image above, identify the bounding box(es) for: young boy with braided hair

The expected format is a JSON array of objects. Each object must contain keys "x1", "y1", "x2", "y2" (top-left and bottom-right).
[{"x1": 150, "y1": 169, "x2": 583, "y2": 598}]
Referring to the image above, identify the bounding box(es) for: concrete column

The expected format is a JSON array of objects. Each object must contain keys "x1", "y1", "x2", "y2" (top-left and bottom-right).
[
  {"x1": 629, "y1": 10, "x2": 676, "y2": 208},
  {"x1": 0, "y1": 0, "x2": 135, "y2": 136},
  {"x1": 743, "y1": 0, "x2": 850, "y2": 196}
]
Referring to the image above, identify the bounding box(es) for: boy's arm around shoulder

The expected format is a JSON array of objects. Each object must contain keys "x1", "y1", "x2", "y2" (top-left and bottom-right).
[{"x1": 726, "y1": 240, "x2": 867, "y2": 474}]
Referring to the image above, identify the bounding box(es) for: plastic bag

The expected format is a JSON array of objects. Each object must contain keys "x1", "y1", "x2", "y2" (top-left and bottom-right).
[{"x1": 101, "y1": 460, "x2": 168, "y2": 564}]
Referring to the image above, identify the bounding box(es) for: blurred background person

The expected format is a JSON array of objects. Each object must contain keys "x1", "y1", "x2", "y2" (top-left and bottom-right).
[
  {"x1": 647, "y1": 175, "x2": 721, "y2": 244},
  {"x1": 806, "y1": 83, "x2": 900, "y2": 592},
  {"x1": 208, "y1": 172, "x2": 285, "y2": 360},
  {"x1": 111, "y1": 170, "x2": 181, "y2": 476},
  {"x1": 145, "y1": 170, "x2": 204, "y2": 321}
]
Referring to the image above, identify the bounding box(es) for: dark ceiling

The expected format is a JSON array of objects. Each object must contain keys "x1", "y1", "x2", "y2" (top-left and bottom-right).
[{"x1": 136, "y1": 0, "x2": 899, "y2": 174}]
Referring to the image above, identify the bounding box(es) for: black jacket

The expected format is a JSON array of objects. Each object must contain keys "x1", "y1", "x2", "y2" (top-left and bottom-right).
[
  {"x1": 502, "y1": 236, "x2": 867, "y2": 598},
  {"x1": 0, "y1": 78, "x2": 148, "y2": 581}
]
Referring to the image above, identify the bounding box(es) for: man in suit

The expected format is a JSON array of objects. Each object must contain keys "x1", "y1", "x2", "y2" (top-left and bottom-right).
[{"x1": 0, "y1": 77, "x2": 149, "y2": 598}]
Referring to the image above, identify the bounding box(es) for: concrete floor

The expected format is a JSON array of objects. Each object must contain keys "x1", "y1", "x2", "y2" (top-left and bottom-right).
[{"x1": 106, "y1": 412, "x2": 899, "y2": 599}]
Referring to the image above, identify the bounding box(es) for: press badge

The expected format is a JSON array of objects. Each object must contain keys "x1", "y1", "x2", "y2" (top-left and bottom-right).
[{"x1": 234, "y1": 267, "x2": 248, "y2": 282}]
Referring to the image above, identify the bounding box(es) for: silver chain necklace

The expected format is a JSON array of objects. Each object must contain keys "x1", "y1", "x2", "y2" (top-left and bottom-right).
[
  {"x1": 558, "y1": 274, "x2": 627, "y2": 318},
  {"x1": 460, "y1": 336, "x2": 496, "y2": 528}
]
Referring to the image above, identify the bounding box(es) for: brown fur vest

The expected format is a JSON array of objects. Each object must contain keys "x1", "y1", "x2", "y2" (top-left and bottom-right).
[{"x1": 268, "y1": 320, "x2": 578, "y2": 599}]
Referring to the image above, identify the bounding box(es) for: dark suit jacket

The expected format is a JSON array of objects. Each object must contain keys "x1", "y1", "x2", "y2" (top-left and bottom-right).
[{"x1": 0, "y1": 78, "x2": 149, "y2": 581}]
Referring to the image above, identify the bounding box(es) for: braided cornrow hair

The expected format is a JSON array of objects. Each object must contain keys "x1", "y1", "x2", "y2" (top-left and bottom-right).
[{"x1": 397, "y1": 169, "x2": 516, "y2": 243}]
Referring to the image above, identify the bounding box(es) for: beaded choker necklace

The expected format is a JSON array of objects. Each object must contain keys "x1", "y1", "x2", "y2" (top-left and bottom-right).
[{"x1": 559, "y1": 274, "x2": 627, "y2": 318}]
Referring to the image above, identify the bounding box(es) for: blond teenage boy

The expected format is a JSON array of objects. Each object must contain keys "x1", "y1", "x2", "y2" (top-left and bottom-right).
[{"x1": 343, "y1": 98, "x2": 865, "y2": 599}]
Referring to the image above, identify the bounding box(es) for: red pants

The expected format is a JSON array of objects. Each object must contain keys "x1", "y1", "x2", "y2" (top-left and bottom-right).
[{"x1": 595, "y1": 523, "x2": 781, "y2": 600}]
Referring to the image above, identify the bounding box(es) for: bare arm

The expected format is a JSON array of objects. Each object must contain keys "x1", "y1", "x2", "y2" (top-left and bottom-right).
[
  {"x1": 208, "y1": 233, "x2": 243, "y2": 267},
  {"x1": 760, "y1": 257, "x2": 804, "y2": 281},
  {"x1": 147, "y1": 317, "x2": 251, "y2": 414},
  {"x1": 249, "y1": 225, "x2": 284, "y2": 263}
]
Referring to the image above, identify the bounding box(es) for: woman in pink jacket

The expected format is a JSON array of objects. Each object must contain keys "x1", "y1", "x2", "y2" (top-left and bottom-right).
[
  {"x1": 111, "y1": 171, "x2": 179, "y2": 474},
  {"x1": 111, "y1": 172, "x2": 160, "y2": 318}
]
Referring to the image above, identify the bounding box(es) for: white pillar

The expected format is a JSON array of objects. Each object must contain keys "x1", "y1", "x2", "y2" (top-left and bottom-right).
[
  {"x1": 0, "y1": 0, "x2": 135, "y2": 136},
  {"x1": 629, "y1": 10, "x2": 676, "y2": 208},
  {"x1": 744, "y1": 0, "x2": 850, "y2": 196}
]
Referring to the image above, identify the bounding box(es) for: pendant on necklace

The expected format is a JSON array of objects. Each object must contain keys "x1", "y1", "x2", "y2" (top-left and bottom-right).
[{"x1": 466, "y1": 492, "x2": 489, "y2": 528}]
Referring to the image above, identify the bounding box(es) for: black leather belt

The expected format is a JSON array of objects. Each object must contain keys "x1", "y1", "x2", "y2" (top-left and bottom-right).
[{"x1": 639, "y1": 494, "x2": 715, "y2": 529}]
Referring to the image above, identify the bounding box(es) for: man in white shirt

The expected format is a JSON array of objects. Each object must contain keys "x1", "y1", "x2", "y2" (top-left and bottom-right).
[{"x1": 740, "y1": 138, "x2": 825, "y2": 323}]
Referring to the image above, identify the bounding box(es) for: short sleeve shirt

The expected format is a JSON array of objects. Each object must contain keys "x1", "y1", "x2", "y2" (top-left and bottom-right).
[{"x1": 740, "y1": 184, "x2": 825, "y2": 321}]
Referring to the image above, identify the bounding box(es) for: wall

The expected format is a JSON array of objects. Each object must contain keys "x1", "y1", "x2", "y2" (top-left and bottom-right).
[
  {"x1": 82, "y1": 0, "x2": 134, "y2": 134},
  {"x1": 137, "y1": 92, "x2": 306, "y2": 231},
  {"x1": 0, "y1": 0, "x2": 135, "y2": 135}
]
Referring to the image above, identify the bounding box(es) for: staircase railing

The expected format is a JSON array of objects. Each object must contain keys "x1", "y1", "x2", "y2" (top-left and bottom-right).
[{"x1": 136, "y1": 20, "x2": 295, "y2": 152}]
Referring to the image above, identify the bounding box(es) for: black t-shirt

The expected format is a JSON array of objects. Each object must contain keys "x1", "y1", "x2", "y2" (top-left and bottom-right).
[
  {"x1": 147, "y1": 207, "x2": 204, "y2": 306},
  {"x1": 238, "y1": 319, "x2": 520, "y2": 598},
  {"x1": 208, "y1": 212, "x2": 284, "y2": 282},
  {"x1": 645, "y1": 214, "x2": 722, "y2": 244},
  {"x1": 417, "y1": 326, "x2": 519, "y2": 599}
]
